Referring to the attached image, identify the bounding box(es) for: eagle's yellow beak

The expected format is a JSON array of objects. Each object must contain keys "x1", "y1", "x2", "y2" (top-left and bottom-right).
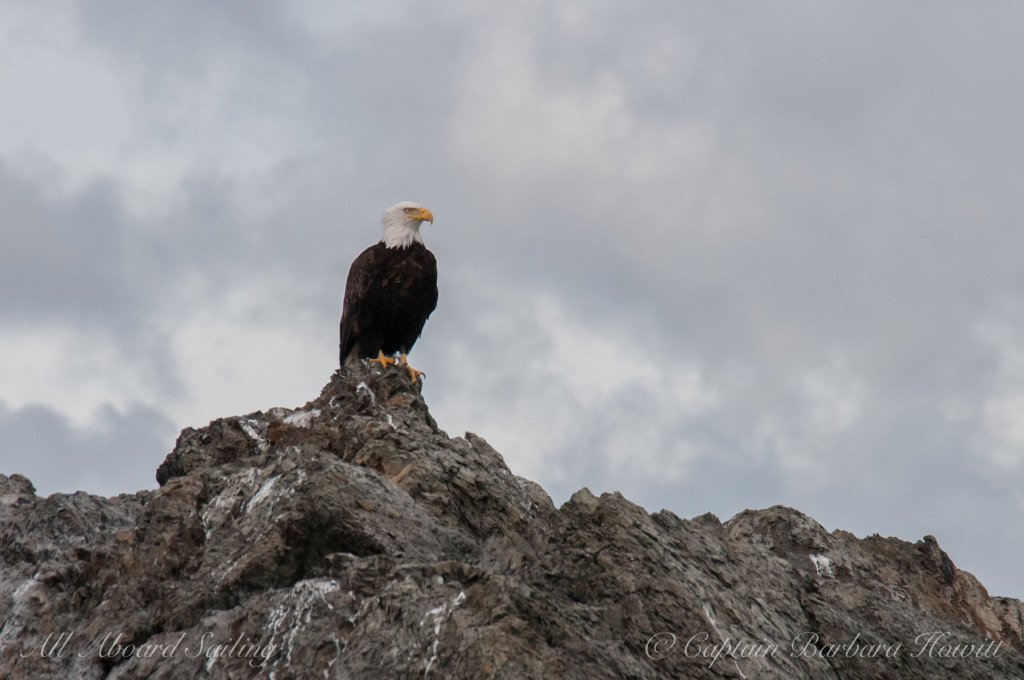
[{"x1": 416, "y1": 207, "x2": 434, "y2": 223}]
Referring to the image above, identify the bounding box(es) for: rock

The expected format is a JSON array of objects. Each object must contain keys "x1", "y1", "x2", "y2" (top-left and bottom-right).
[{"x1": 1, "y1": 361, "x2": 1022, "y2": 679}]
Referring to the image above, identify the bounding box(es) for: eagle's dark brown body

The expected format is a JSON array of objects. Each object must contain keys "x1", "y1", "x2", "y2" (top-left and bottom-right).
[{"x1": 339, "y1": 241, "x2": 438, "y2": 365}]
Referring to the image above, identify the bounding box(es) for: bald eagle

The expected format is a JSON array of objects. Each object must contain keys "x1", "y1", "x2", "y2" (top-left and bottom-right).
[{"x1": 339, "y1": 202, "x2": 438, "y2": 382}]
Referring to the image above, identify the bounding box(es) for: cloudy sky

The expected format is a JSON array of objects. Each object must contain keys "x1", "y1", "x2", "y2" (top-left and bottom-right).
[{"x1": 3, "y1": 1, "x2": 1024, "y2": 598}]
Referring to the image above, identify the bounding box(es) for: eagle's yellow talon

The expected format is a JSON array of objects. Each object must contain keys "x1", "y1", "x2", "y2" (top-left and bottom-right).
[
  {"x1": 368, "y1": 350, "x2": 395, "y2": 369},
  {"x1": 398, "y1": 353, "x2": 424, "y2": 383}
]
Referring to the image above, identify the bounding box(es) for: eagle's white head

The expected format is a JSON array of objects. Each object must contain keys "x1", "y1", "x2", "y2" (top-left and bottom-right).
[{"x1": 381, "y1": 201, "x2": 434, "y2": 249}]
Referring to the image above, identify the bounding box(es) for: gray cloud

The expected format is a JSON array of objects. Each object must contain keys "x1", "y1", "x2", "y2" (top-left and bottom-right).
[
  {"x1": 2, "y1": 1, "x2": 1023, "y2": 599},
  {"x1": 0, "y1": 164, "x2": 134, "y2": 324},
  {"x1": 0, "y1": 400, "x2": 176, "y2": 497}
]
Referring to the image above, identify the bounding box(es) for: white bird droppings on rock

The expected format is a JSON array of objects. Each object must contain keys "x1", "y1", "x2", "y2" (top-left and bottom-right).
[
  {"x1": 238, "y1": 418, "x2": 270, "y2": 453},
  {"x1": 420, "y1": 590, "x2": 466, "y2": 677},
  {"x1": 355, "y1": 381, "x2": 376, "y2": 405},
  {"x1": 283, "y1": 409, "x2": 321, "y2": 428},
  {"x1": 810, "y1": 553, "x2": 834, "y2": 578}
]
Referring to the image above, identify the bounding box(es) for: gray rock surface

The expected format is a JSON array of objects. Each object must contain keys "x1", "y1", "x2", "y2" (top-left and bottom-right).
[{"x1": 1, "y1": 362, "x2": 1022, "y2": 679}]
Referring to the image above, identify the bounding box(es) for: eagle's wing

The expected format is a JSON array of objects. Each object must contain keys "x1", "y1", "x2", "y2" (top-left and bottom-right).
[{"x1": 339, "y1": 244, "x2": 383, "y2": 363}]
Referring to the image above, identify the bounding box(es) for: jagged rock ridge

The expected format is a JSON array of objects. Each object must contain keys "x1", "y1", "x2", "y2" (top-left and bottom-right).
[{"x1": 0, "y1": 363, "x2": 1022, "y2": 679}]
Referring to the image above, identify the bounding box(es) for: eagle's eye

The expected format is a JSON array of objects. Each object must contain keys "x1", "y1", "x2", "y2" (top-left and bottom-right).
[{"x1": 404, "y1": 208, "x2": 415, "y2": 215}]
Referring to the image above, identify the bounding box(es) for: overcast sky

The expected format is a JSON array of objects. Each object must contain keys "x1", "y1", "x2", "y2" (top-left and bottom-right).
[{"x1": 2, "y1": 1, "x2": 1024, "y2": 599}]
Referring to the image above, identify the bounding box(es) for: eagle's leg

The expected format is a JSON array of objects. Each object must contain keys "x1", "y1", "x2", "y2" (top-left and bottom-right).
[
  {"x1": 368, "y1": 350, "x2": 396, "y2": 369},
  {"x1": 397, "y1": 353, "x2": 423, "y2": 383}
]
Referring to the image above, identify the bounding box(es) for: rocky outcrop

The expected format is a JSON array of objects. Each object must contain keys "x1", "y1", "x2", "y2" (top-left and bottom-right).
[{"x1": 1, "y1": 363, "x2": 1022, "y2": 679}]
